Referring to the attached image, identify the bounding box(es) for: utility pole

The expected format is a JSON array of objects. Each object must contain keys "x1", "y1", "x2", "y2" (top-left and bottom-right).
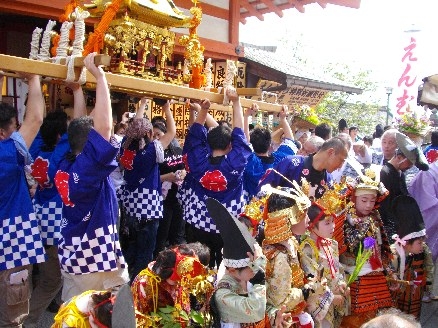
[{"x1": 385, "y1": 87, "x2": 393, "y2": 126}]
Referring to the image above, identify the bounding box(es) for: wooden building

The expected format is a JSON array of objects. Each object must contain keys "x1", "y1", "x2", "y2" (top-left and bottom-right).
[{"x1": 0, "y1": 0, "x2": 362, "y2": 138}]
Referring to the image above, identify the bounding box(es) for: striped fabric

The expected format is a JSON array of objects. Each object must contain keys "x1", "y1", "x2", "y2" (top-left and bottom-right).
[{"x1": 349, "y1": 271, "x2": 395, "y2": 314}]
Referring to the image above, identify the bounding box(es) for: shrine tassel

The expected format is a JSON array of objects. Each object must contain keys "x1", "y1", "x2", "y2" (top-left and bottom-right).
[
  {"x1": 83, "y1": 0, "x2": 123, "y2": 56},
  {"x1": 59, "y1": 0, "x2": 79, "y2": 22}
]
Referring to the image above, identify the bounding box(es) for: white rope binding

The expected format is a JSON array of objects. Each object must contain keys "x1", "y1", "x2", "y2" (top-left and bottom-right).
[
  {"x1": 29, "y1": 27, "x2": 43, "y2": 60},
  {"x1": 66, "y1": 8, "x2": 90, "y2": 85},
  {"x1": 203, "y1": 58, "x2": 213, "y2": 91},
  {"x1": 37, "y1": 20, "x2": 57, "y2": 61},
  {"x1": 54, "y1": 21, "x2": 74, "y2": 64},
  {"x1": 222, "y1": 60, "x2": 238, "y2": 106}
]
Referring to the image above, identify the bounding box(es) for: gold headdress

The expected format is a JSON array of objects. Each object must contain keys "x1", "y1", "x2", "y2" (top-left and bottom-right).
[
  {"x1": 261, "y1": 179, "x2": 311, "y2": 245},
  {"x1": 347, "y1": 168, "x2": 389, "y2": 206},
  {"x1": 315, "y1": 179, "x2": 348, "y2": 217},
  {"x1": 239, "y1": 194, "x2": 269, "y2": 236},
  {"x1": 260, "y1": 178, "x2": 311, "y2": 214}
]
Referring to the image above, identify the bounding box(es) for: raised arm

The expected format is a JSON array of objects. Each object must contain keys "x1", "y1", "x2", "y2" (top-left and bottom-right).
[
  {"x1": 157, "y1": 100, "x2": 176, "y2": 149},
  {"x1": 279, "y1": 105, "x2": 293, "y2": 140},
  {"x1": 194, "y1": 99, "x2": 211, "y2": 125},
  {"x1": 19, "y1": 74, "x2": 44, "y2": 148},
  {"x1": 66, "y1": 82, "x2": 87, "y2": 119},
  {"x1": 135, "y1": 97, "x2": 147, "y2": 119},
  {"x1": 244, "y1": 103, "x2": 258, "y2": 141},
  {"x1": 226, "y1": 88, "x2": 243, "y2": 129},
  {"x1": 84, "y1": 52, "x2": 112, "y2": 141}
]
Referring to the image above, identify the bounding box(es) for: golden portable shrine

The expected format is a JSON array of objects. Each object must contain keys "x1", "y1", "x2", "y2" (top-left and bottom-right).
[{"x1": 0, "y1": 0, "x2": 322, "y2": 141}]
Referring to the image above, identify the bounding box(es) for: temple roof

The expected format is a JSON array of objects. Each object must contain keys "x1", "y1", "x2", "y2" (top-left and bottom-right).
[
  {"x1": 242, "y1": 45, "x2": 363, "y2": 94},
  {"x1": 239, "y1": 0, "x2": 361, "y2": 24}
]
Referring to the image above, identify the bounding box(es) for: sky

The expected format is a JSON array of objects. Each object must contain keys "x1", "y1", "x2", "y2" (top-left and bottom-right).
[{"x1": 239, "y1": 0, "x2": 438, "y2": 107}]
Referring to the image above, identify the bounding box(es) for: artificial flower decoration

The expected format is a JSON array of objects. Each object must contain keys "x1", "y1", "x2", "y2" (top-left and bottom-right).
[
  {"x1": 291, "y1": 104, "x2": 320, "y2": 128},
  {"x1": 395, "y1": 107, "x2": 431, "y2": 137},
  {"x1": 347, "y1": 236, "x2": 375, "y2": 286}
]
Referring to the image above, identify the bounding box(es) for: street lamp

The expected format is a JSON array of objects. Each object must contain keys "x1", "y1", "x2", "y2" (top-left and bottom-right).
[
  {"x1": 430, "y1": 108, "x2": 438, "y2": 127},
  {"x1": 385, "y1": 87, "x2": 393, "y2": 126}
]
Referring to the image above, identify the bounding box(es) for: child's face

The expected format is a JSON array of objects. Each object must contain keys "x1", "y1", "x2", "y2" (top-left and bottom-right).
[
  {"x1": 313, "y1": 216, "x2": 335, "y2": 239},
  {"x1": 405, "y1": 239, "x2": 424, "y2": 255},
  {"x1": 291, "y1": 211, "x2": 309, "y2": 235},
  {"x1": 231, "y1": 266, "x2": 255, "y2": 282},
  {"x1": 153, "y1": 128, "x2": 165, "y2": 140},
  {"x1": 354, "y1": 193, "x2": 377, "y2": 216}
]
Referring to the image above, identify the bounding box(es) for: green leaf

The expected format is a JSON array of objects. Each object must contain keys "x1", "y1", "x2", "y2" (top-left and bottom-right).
[
  {"x1": 159, "y1": 305, "x2": 175, "y2": 314},
  {"x1": 190, "y1": 312, "x2": 205, "y2": 324}
]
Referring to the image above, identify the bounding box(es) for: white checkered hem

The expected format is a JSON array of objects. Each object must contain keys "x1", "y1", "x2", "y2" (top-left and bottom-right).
[
  {"x1": 182, "y1": 188, "x2": 245, "y2": 233},
  {"x1": 58, "y1": 225, "x2": 126, "y2": 275},
  {"x1": 0, "y1": 213, "x2": 46, "y2": 271},
  {"x1": 33, "y1": 201, "x2": 63, "y2": 245},
  {"x1": 122, "y1": 188, "x2": 163, "y2": 219}
]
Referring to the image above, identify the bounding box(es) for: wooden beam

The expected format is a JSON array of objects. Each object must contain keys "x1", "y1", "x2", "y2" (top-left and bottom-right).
[
  {"x1": 259, "y1": 0, "x2": 284, "y2": 18},
  {"x1": 229, "y1": 0, "x2": 240, "y2": 45},
  {"x1": 58, "y1": 55, "x2": 111, "y2": 67},
  {"x1": 0, "y1": 54, "x2": 283, "y2": 112},
  {"x1": 173, "y1": 0, "x2": 229, "y2": 20},
  {"x1": 239, "y1": 1, "x2": 265, "y2": 21}
]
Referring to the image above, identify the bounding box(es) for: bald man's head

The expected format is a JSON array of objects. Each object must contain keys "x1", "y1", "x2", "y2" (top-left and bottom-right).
[{"x1": 360, "y1": 308, "x2": 420, "y2": 328}]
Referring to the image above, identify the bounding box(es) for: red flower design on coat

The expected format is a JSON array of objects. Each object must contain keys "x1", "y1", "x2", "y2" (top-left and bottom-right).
[
  {"x1": 200, "y1": 170, "x2": 227, "y2": 192},
  {"x1": 54, "y1": 170, "x2": 75, "y2": 207},
  {"x1": 182, "y1": 154, "x2": 190, "y2": 173},
  {"x1": 119, "y1": 149, "x2": 136, "y2": 170},
  {"x1": 30, "y1": 156, "x2": 51, "y2": 189},
  {"x1": 426, "y1": 149, "x2": 438, "y2": 164}
]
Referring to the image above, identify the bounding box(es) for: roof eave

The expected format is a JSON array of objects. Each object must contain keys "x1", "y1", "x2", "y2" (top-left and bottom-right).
[{"x1": 286, "y1": 75, "x2": 363, "y2": 94}]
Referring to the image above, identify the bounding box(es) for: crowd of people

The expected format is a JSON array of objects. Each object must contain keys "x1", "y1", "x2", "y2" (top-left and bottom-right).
[{"x1": 1, "y1": 54, "x2": 438, "y2": 328}]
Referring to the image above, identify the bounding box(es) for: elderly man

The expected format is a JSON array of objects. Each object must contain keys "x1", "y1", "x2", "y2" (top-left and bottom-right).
[
  {"x1": 372, "y1": 128, "x2": 398, "y2": 165},
  {"x1": 379, "y1": 132, "x2": 429, "y2": 241},
  {"x1": 297, "y1": 135, "x2": 324, "y2": 156}
]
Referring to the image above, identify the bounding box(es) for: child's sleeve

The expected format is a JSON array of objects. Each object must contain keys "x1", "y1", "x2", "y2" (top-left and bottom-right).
[{"x1": 214, "y1": 284, "x2": 267, "y2": 323}]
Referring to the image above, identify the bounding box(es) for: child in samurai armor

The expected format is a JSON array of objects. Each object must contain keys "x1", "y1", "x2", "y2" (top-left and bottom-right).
[
  {"x1": 300, "y1": 193, "x2": 349, "y2": 328},
  {"x1": 339, "y1": 172, "x2": 395, "y2": 328},
  {"x1": 389, "y1": 195, "x2": 434, "y2": 319},
  {"x1": 261, "y1": 182, "x2": 316, "y2": 328},
  {"x1": 206, "y1": 198, "x2": 291, "y2": 328}
]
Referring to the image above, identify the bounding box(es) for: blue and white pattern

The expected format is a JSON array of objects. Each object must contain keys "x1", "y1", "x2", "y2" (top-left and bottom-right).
[
  {"x1": 33, "y1": 200, "x2": 63, "y2": 246},
  {"x1": 58, "y1": 224, "x2": 125, "y2": 275},
  {"x1": 0, "y1": 213, "x2": 46, "y2": 270},
  {"x1": 121, "y1": 188, "x2": 163, "y2": 220},
  {"x1": 181, "y1": 186, "x2": 245, "y2": 233}
]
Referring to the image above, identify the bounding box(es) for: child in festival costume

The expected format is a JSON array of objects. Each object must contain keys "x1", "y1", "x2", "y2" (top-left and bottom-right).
[
  {"x1": 389, "y1": 195, "x2": 434, "y2": 319},
  {"x1": 206, "y1": 198, "x2": 291, "y2": 328},
  {"x1": 52, "y1": 290, "x2": 116, "y2": 328},
  {"x1": 131, "y1": 244, "x2": 214, "y2": 326},
  {"x1": 339, "y1": 171, "x2": 394, "y2": 328},
  {"x1": 300, "y1": 198, "x2": 349, "y2": 328},
  {"x1": 261, "y1": 182, "x2": 315, "y2": 328}
]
